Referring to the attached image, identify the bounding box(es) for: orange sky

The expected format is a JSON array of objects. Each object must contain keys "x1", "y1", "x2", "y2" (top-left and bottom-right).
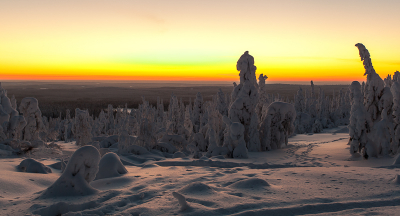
[{"x1": 1, "y1": 0, "x2": 399, "y2": 83}]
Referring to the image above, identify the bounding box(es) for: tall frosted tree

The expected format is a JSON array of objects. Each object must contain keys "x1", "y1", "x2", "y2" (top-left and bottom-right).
[
  {"x1": 226, "y1": 51, "x2": 259, "y2": 152},
  {"x1": 348, "y1": 81, "x2": 372, "y2": 156},
  {"x1": 355, "y1": 43, "x2": 384, "y2": 123},
  {"x1": 391, "y1": 82, "x2": 400, "y2": 153}
]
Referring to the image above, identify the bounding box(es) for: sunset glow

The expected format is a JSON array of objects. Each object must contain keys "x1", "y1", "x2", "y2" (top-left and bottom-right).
[{"x1": 1, "y1": 0, "x2": 399, "y2": 82}]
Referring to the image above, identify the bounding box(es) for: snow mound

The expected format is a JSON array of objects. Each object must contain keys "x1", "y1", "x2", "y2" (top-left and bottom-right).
[
  {"x1": 229, "y1": 178, "x2": 270, "y2": 189},
  {"x1": 179, "y1": 182, "x2": 215, "y2": 195},
  {"x1": 95, "y1": 152, "x2": 127, "y2": 180},
  {"x1": 39, "y1": 145, "x2": 101, "y2": 198},
  {"x1": 18, "y1": 158, "x2": 52, "y2": 174}
]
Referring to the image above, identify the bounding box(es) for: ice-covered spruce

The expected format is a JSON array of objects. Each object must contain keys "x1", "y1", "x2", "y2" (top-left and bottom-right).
[
  {"x1": 224, "y1": 51, "x2": 259, "y2": 155},
  {"x1": 392, "y1": 81, "x2": 400, "y2": 153},
  {"x1": 260, "y1": 102, "x2": 296, "y2": 150},
  {"x1": 72, "y1": 108, "x2": 92, "y2": 146},
  {"x1": 355, "y1": 43, "x2": 384, "y2": 124},
  {"x1": 39, "y1": 146, "x2": 101, "y2": 198},
  {"x1": 0, "y1": 83, "x2": 19, "y2": 127},
  {"x1": 19, "y1": 97, "x2": 45, "y2": 144},
  {"x1": 348, "y1": 81, "x2": 372, "y2": 157}
]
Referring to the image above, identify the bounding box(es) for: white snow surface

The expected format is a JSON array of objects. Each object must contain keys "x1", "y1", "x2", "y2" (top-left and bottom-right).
[{"x1": 2, "y1": 128, "x2": 400, "y2": 215}]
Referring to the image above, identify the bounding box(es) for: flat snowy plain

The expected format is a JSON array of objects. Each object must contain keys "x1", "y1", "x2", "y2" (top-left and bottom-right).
[{"x1": 1, "y1": 126, "x2": 400, "y2": 216}]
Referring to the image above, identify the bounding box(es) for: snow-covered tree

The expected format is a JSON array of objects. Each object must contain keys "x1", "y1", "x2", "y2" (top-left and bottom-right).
[
  {"x1": 355, "y1": 43, "x2": 384, "y2": 123},
  {"x1": 0, "y1": 83, "x2": 19, "y2": 126},
  {"x1": 72, "y1": 108, "x2": 92, "y2": 146},
  {"x1": 260, "y1": 102, "x2": 296, "y2": 150},
  {"x1": 226, "y1": 51, "x2": 259, "y2": 151},
  {"x1": 391, "y1": 82, "x2": 400, "y2": 153},
  {"x1": 19, "y1": 97, "x2": 45, "y2": 143},
  {"x1": 348, "y1": 81, "x2": 372, "y2": 156},
  {"x1": 192, "y1": 92, "x2": 203, "y2": 133},
  {"x1": 222, "y1": 116, "x2": 248, "y2": 158}
]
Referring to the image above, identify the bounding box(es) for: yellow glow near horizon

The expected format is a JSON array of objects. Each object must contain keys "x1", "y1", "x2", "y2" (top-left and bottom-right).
[{"x1": 1, "y1": 0, "x2": 399, "y2": 82}]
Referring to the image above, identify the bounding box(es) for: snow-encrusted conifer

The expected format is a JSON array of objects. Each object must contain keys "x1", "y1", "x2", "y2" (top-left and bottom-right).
[
  {"x1": 348, "y1": 81, "x2": 372, "y2": 156},
  {"x1": 19, "y1": 97, "x2": 45, "y2": 143},
  {"x1": 10, "y1": 95, "x2": 17, "y2": 110},
  {"x1": 0, "y1": 83, "x2": 19, "y2": 126},
  {"x1": 247, "y1": 112, "x2": 261, "y2": 151},
  {"x1": 227, "y1": 51, "x2": 259, "y2": 150},
  {"x1": 391, "y1": 82, "x2": 400, "y2": 153},
  {"x1": 107, "y1": 104, "x2": 115, "y2": 134},
  {"x1": 355, "y1": 43, "x2": 384, "y2": 123},
  {"x1": 72, "y1": 108, "x2": 92, "y2": 146},
  {"x1": 260, "y1": 102, "x2": 296, "y2": 150},
  {"x1": 192, "y1": 92, "x2": 203, "y2": 133}
]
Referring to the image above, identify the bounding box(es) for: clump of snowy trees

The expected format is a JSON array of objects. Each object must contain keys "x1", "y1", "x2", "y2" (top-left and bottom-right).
[
  {"x1": 349, "y1": 43, "x2": 400, "y2": 159},
  {"x1": 293, "y1": 81, "x2": 351, "y2": 134}
]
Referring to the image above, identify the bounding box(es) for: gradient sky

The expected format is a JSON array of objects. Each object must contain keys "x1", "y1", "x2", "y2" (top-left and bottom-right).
[{"x1": 1, "y1": 0, "x2": 399, "y2": 82}]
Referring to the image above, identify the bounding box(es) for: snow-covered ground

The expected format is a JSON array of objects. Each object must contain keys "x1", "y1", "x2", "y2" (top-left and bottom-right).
[{"x1": 1, "y1": 127, "x2": 400, "y2": 216}]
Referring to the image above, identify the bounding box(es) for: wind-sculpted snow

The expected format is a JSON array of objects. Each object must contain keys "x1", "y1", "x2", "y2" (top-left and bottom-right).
[
  {"x1": 95, "y1": 152, "x2": 127, "y2": 180},
  {"x1": 39, "y1": 145, "x2": 101, "y2": 198}
]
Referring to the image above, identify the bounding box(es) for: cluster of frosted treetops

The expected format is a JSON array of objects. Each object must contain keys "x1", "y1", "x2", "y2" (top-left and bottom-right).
[{"x1": 348, "y1": 43, "x2": 400, "y2": 159}]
